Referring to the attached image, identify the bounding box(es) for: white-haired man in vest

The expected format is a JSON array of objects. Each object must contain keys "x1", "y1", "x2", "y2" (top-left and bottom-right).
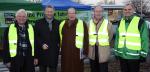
[{"x1": 3, "y1": 9, "x2": 37, "y2": 72}]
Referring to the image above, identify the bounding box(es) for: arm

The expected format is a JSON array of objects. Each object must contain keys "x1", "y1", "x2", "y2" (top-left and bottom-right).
[
  {"x1": 113, "y1": 20, "x2": 121, "y2": 56},
  {"x1": 113, "y1": 24, "x2": 119, "y2": 56},
  {"x1": 56, "y1": 20, "x2": 60, "y2": 48},
  {"x1": 33, "y1": 26, "x2": 38, "y2": 59},
  {"x1": 34, "y1": 21, "x2": 43, "y2": 59},
  {"x1": 33, "y1": 26, "x2": 38, "y2": 65},
  {"x1": 140, "y1": 20, "x2": 149, "y2": 58},
  {"x1": 83, "y1": 22, "x2": 89, "y2": 56},
  {"x1": 2, "y1": 27, "x2": 11, "y2": 64},
  {"x1": 108, "y1": 22, "x2": 114, "y2": 48},
  {"x1": 55, "y1": 20, "x2": 61, "y2": 54}
]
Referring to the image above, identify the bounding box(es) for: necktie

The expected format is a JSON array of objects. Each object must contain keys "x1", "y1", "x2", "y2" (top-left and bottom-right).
[{"x1": 49, "y1": 23, "x2": 52, "y2": 31}]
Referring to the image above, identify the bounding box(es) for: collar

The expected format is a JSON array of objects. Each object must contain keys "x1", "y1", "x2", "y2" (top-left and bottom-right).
[
  {"x1": 123, "y1": 15, "x2": 134, "y2": 21},
  {"x1": 93, "y1": 17, "x2": 104, "y2": 25},
  {"x1": 14, "y1": 21, "x2": 29, "y2": 28},
  {"x1": 45, "y1": 17, "x2": 54, "y2": 24}
]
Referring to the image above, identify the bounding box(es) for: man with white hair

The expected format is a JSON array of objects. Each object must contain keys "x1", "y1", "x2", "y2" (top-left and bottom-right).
[
  {"x1": 88, "y1": 5, "x2": 113, "y2": 72},
  {"x1": 3, "y1": 9, "x2": 36, "y2": 72},
  {"x1": 59, "y1": 7, "x2": 88, "y2": 72}
]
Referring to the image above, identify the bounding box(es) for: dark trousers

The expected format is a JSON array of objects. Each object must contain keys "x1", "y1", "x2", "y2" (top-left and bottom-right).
[
  {"x1": 9, "y1": 56, "x2": 34, "y2": 72},
  {"x1": 119, "y1": 58, "x2": 140, "y2": 72},
  {"x1": 39, "y1": 65, "x2": 57, "y2": 72},
  {"x1": 90, "y1": 45, "x2": 108, "y2": 72}
]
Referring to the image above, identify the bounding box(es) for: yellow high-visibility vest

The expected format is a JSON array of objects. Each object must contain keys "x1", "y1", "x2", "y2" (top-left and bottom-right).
[
  {"x1": 118, "y1": 16, "x2": 141, "y2": 50},
  {"x1": 59, "y1": 19, "x2": 84, "y2": 49},
  {"x1": 8, "y1": 24, "x2": 34, "y2": 57},
  {"x1": 89, "y1": 19, "x2": 109, "y2": 46}
]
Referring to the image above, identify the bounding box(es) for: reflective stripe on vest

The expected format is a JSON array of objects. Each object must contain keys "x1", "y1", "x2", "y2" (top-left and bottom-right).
[
  {"x1": 59, "y1": 20, "x2": 65, "y2": 46},
  {"x1": 8, "y1": 24, "x2": 34, "y2": 57},
  {"x1": 59, "y1": 20, "x2": 84, "y2": 49},
  {"x1": 118, "y1": 16, "x2": 141, "y2": 50},
  {"x1": 89, "y1": 19, "x2": 109, "y2": 46}
]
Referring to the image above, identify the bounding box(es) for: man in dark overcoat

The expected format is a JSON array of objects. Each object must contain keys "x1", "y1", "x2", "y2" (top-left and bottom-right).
[{"x1": 35, "y1": 5, "x2": 60, "y2": 72}]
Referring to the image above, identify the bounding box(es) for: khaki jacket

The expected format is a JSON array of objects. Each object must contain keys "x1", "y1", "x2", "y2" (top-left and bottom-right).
[{"x1": 88, "y1": 18, "x2": 113, "y2": 63}]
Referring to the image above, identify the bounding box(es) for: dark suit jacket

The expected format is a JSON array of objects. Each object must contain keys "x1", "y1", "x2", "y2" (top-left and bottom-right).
[{"x1": 35, "y1": 18, "x2": 60, "y2": 67}]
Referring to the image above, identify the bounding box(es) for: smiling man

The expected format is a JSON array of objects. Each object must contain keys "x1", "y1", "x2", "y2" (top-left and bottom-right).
[
  {"x1": 88, "y1": 5, "x2": 113, "y2": 72},
  {"x1": 59, "y1": 7, "x2": 88, "y2": 72},
  {"x1": 3, "y1": 9, "x2": 36, "y2": 72},
  {"x1": 35, "y1": 5, "x2": 60, "y2": 72},
  {"x1": 114, "y1": 3, "x2": 149, "y2": 72}
]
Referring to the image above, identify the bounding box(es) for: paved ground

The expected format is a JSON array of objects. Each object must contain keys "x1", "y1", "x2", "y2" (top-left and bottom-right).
[
  {"x1": 0, "y1": 55, "x2": 150, "y2": 72},
  {"x1": 0, "y1": 62, "x2": 9, "y2": 72},
  {"x1": 0, "y1": 60, "x2": 150, "y2": 72}
]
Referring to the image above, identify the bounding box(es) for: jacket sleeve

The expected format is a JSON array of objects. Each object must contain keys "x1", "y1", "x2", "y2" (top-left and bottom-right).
[
  {"x1": 113, "y1": 22, "x2": 120, "y2": 56},
  {"x1": 56, "y1": 20, "x2": 60, "y2": 49},
  {"x1": 55, "y1": 20, "x2": 60, "y2": 55},
  {"x1": 108, "y1": 22, "x2": 114, "y2": 48},
  {"x1": 140, "y1": 20, "x2": 149, "y2": 58},
  {"x1": 114, "y1": 28, "x2": 119, "y2": 55},
  {"x1": 34, "y1": 20, "x2": 43, "y2": 59},
  {"x1": 83, "y1": 21, "x2": 89, "y2": 56},
  {"x1": 2, "y1": 27, "x2": 11, "y2": 64},
  {"x1": 33, "y1": 26, "x2": 38, "y2": 59}
]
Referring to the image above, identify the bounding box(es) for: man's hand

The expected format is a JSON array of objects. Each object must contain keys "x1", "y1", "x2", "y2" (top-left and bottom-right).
[
  {"x1": 140, "y1": 57, "x2": 146, "y2": 63},
  {"x1": 5, "y1": 62, "x2": 11, "y2": 68},
  {"x1": 42, "y1": 44, "x2": 48, "y2": 50},
  {"x1": 34, "y1": 58, "x2": 38, "y2": 65}
]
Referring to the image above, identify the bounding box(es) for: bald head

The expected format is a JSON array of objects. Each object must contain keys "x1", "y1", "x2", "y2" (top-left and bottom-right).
[
  {"x1": 93, "y1": 5, "x2": 103, "y2": 20},
  {"x1": 94, "y1": 5, "x2": 103, "y2": 12},
  {"x1": 67, "y1": 7, "x2": 76, "y2": 21},
  {"x1": 67, "y1": 8, "x2": 76, "y2": 13}
]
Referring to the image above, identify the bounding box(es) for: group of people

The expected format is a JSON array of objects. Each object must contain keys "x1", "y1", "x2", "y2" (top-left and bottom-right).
[{"x1": 2, "y1": 3, "x2": 149, "y2": 72}]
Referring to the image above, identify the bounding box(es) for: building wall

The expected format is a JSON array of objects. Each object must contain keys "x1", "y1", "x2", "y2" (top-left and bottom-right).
[{"x1": 72, "y1": 0, "x2": 128, "y2": 5}]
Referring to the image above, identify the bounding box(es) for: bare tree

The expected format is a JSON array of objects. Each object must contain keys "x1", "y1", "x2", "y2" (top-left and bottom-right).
[{"x1": 130, "y1": 0, "x2": 150, "y2": 17}]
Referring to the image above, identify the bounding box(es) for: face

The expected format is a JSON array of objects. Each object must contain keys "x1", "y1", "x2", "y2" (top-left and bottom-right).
[
  {"x1": 93, "y1": 6, "x2": 103, "y2": 20},
  {"x1": 108, "y1": 10, "x2": 113, "y2": 15},
  {"x1": 123, "y1": 5, "x2": 134, "y2": 17},
  {"x1": 44, "y1": 7, "x2": 54, "y2": 19},
  {"x1": 67, "y1": 9, "x2": 76, "y2": 21},
  {"x1": 16, "y1": 12, "x2": 27, "y2": 25}
]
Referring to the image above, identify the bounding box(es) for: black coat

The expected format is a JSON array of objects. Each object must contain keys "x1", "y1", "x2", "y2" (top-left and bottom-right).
[
  {"x1": 2, "y1": 21, "x2": 35, "y2": 72},
  {"x1": 35, "y1": 18, "x2": 60, "y2": 67}
]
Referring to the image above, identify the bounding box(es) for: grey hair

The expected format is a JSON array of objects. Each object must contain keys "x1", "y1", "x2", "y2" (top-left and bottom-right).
[
  {"x1": 124, "y1": 3, "x2": 135, "y2": 10},
  {"x1": 67, "y1": 7, "x2": 76, "y2": 13},
  {"x1": 15, "y1": 9, "x2": 27, "y2": 17},
  {"x1": 45, "y1": 5, "x2": 55, "y2": 11},
  {"x1": 93, "y1": 5, "x2": 104, "y2": 11}
]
